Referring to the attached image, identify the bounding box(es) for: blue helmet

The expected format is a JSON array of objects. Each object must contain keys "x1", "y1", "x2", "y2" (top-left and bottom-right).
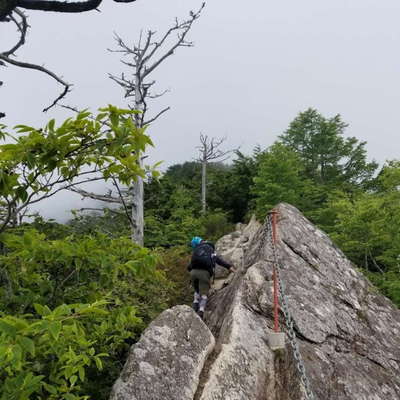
[{"x1": 191, "y1": 236, "x2": 203, "y2": 248}]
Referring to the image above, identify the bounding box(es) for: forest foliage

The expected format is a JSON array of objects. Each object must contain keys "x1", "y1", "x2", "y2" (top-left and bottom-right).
[{"x1": 0, "y1": 107, "x2": 399, "y2": 399}]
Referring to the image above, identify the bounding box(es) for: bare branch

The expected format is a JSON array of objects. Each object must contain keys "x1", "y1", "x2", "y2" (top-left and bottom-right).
[
  {"x1": 108, "y1": 73, "x2": 136, "y2": 98},
  {"x1": 3, "y1": 9, "x2": 28, "y2": 56},
  {"x1": 0, "y1": 49, "x2": 71, "y2": 112},
  {"x1": 14, "y1": 0, "x2": 103, "y2": 13},
  {"x1": 139, "y1": 30, "x2": 153, "y2": 61},
  {"x1": 143, "y1": 106, "x2": 170, "y2": 126},
  {"x1": 10, "y1": 168, "x2": 109, "y2": 223},
  {"x1": 147, "y1": 88, "x2": 169, "y2": 99},
  {"x1": 141, "y1": 3, "x2": 204, "y2": 72},
  {"x1": 42, "y1": 84, "x2": 70, "y2": 112},
  {"x1": 112, "y1": 176, "x2": 134, "y2": 226},
  {"x1": 109, "y1": 2, "x2": 204, "y2": 126},
  {"x1": 67, "y1": 186, "x2": 123, "y2": 204},
  {"x1": 59, "y1": 104, "x2": 111, "y2": 129},
  {"x1": 196, "y1": 133, "x2": 235, "y2": 163},
  {"x1": 72, "y1": 207, "x2": 124, "y2": 215},
  {"x1": 0, "y1": 0, "x2": 138, "y2": 20},
  {"x1": 143, "y1": 3, "x2": 204, "y2": 76}
]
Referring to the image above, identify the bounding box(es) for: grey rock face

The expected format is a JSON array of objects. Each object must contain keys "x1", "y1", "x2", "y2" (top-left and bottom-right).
[
  {"x1": 212, "y1": 215, "x2": 261, "y2": 288},
  {"x1": 110, "y1": 204, "x2": 400, "y2": 400},
  {"x1": 199, "y1": 203, "x2": 400, "y2": 399},
  {"x1": 271, "y1": 203, "x2": 400, "y2": 400},
  {"x1": 109, "y1": 305, "x2": 215, "y2": 400}
]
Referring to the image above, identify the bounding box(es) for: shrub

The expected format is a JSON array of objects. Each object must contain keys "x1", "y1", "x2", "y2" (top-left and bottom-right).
[{"x1": 0, "y1": 230, "x2": 172, "y2": 399}]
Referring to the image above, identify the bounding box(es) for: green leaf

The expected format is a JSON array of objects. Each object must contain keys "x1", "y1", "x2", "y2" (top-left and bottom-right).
[
  {"x1": 78, "y1": 366, "x2": 85, "y2": 381},
  {"x1": 47, "y1": 119, "x2": 55, "y2": 131},
  {"x1": 19, "y1": 336, "x2": 35, "y2": 356},
  {"x1": 48, "y1": 321, "x2": 62, "y2": 341},
  {"x1": 43, "y1": 382, "x2": 58, "y2": 395},
  {"x1": 14, "y1": 124, "x2": 35, "y2": 133},
  {"x1": 33, "y1": 304, "x2": 51, "y2": 316},
  {"x1": 0, "y1": 320, "x2": 17, "y2": 337},
  {"x1": 53, "y1": 304, "x2": 72, "y2": 317},
  {"x1": 69, "y1": 375, "x2": 78, "y2": 386},
  {"x1": 94, "y1": 356, "x2": 103, "y2": 370}
]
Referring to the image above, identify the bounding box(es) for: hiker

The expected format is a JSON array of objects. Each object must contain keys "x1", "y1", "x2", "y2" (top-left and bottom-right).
[{"x1": 188, "y1": 236, "x2": 236, "y2": 319}]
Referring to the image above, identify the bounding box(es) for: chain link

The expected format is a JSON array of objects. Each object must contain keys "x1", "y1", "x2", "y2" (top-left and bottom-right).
[{"x1": 266, "y1": 215, "x2": 315, "y2": 400}]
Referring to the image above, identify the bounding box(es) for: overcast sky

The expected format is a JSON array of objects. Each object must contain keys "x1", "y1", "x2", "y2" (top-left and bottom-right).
[{"x1": 2, "y1": 0, "x2": 400, "y2": 220}]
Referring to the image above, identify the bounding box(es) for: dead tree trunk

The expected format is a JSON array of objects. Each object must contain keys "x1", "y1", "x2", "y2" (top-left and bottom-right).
[
  {"x1": 197, "y1": 134, "x2": 232, "y2": 214},
  {"x1": 201, "y1": 153, "x2": 207, "y2": 213},
  {"x1": 131, "y1": 70, "x2": 145, "y2": 244}
]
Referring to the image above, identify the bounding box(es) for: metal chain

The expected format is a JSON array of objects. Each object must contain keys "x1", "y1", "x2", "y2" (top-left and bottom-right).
[{"x1": 266, "y1": 215, "x2": 315, "y2": 400}]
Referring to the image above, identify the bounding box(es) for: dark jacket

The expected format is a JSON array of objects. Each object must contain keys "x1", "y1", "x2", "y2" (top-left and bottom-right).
[{"x1": 187, "y1": 241, "x2": 232, "y2": 276}]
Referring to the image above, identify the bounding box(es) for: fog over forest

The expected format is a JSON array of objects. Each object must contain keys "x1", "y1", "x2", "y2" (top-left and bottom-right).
[{"x1": 3, "y1": 0, "x2": 400, "y2": 221}]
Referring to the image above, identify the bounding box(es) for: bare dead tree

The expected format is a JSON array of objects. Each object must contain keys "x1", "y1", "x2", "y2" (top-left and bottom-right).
[
  {"x1": 196, "y1": 133, "x2": 233, "y2": 214},
  {"x1": 72, "y1": 3, "x2": 205, "y2": 245},
  {"x1": 0, "y1": 0, "x2": 138, "y2": 117}
]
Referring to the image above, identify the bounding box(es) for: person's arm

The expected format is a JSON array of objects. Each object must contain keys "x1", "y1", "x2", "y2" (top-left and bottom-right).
[{"x1": 215, "y1": 255, "x2": 235, "y2": 272}]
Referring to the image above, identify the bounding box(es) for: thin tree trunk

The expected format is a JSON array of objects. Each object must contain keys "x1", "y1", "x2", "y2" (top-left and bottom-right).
[
  {"x1": 369, "y1": 250, "x2": 385, "y2": 274},
  {"x1": 131, "y1": 176, "x2": 144, "y2": 245},
  {"x1": 201, "y1": 156, "x2": 206, "y2": 214},
  {"x1": 131, "y1": 70, "x2": 144, "y2": 245}
]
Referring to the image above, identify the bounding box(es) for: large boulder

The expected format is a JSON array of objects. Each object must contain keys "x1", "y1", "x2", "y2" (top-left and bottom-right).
[
  {"x1": 109, "y1": 305, "x2": 215, "y2": 400},
  {"x1": 201, "y1": 203, "x2": 400, "y2": 399},
  {"x1": 110, "y1": 204, "x2": 400, "y2": 400}
]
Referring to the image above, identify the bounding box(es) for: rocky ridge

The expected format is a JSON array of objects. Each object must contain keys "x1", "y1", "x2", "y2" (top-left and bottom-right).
[{"x1": 110, "y1": 203, "x2": 400, "y2": 400}]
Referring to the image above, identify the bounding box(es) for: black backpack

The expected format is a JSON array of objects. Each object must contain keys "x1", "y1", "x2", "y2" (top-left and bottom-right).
[{"x1": 191, "y1": 242, "x2": 215, "y2": 273}]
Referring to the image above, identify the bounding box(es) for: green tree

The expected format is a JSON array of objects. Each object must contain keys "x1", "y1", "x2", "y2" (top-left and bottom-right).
[
  {"x1": 319, "y1": 161, "x2": 400, "y2": 307},
  {"x1": 252, "y1": 143, "x2": 310, "y2": 218},
  {"x1": 163, "y1": 162, "x2": 201, "y2": 187},
  {"x1": 374, "y1": 160, "x2": 400, "y2": 192},
  {"x1": 145, "y1": 186, "x2": 204, "y2": 248},
  {"x1": 224, "y1": 151, "x2": 258, "y2": 222},
  {"x1": 0, "y1": 106, "x2": 154, "y2": 234},
  {"x1": 279, "y1": 108, "x2": 378, "y2": 189}
]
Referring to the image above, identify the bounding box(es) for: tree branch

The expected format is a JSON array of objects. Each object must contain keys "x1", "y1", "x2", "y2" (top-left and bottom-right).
[
  {"x1": 109, "y1": 3, "x2": 204, "y2": 125},
  {"x1": 16, "y1": 173, "x2": 106, "y2": 213},
  {"x1": 72, "y1": 206, "x2": 124, "y2": 215},
  {"x1": 143, "y1": 106, "x2": 170, "y2": 126},
  {"x1": 0, "y1": 51, "x2": 71, "y2": 112},
  {"x1": 67, "y1": 186, "x2": 123, "y2": 204},
  {"x1": 142, "y1": 3, "x2": 204, "y2": 78},
  {"x1": 112, "y1": 176, "x2": 134, "y2": 226},
  {"x1": 15, "y1": 0, "x2": 103, "y2": 13},
  {"x1": 196, "y1": 134, "x2": 234, "y2": 162},
  {"x1": 3, "y1": 9, "x2": 27, "y2": 56}
]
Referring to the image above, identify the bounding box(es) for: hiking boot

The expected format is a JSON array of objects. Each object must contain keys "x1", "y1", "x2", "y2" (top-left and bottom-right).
[
  {"x1": 198, "y1": 310, "x2": 204, "y2": 320},
  {"x1": 192, "y1": 302, "x2": 199, "y2": 312}
]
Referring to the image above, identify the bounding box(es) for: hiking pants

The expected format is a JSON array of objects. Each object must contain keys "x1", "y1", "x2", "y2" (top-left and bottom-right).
[{"x1": 190, "y1": 269, "x2": 211, "y2": 296}]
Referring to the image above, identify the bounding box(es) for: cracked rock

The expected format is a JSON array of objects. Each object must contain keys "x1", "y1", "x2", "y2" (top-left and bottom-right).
[
  {"x1": 109, "y1": 305, "x2": 215, "y2": 400},
  {"x1": 110, "y1": 204, "x2": 400, "y2": 400}
]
